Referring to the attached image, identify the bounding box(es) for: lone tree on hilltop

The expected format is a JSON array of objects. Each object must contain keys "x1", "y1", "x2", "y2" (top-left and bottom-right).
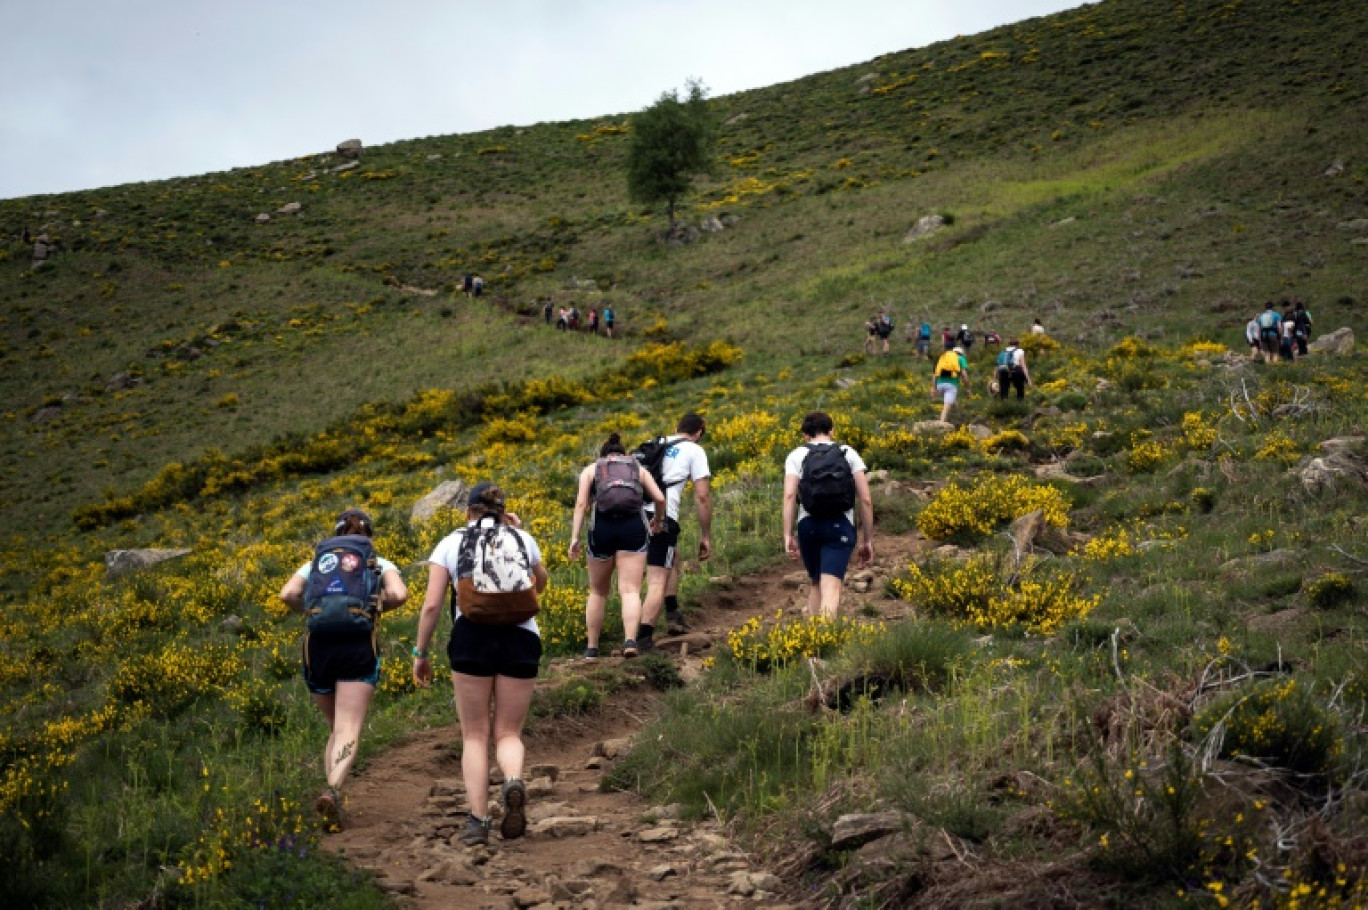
[{"x1": 626, "y1": 80, "x2": 716, "y2": 236}]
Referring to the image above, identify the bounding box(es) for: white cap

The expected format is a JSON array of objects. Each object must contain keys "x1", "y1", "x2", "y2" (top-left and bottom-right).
[
  {"x1": 961, "y1": 323, "x2": 968, "y2": 330},
  {"x1": 952, "y1": 346, "x2": 965, "y2": 355}
]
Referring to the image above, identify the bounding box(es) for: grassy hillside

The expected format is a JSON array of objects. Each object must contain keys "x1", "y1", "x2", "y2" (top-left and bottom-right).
[
  {"x1": 2, "y1": 0, "x2": 1368, "y2": 905},
  {"x1": 2, "y1": 0, "x2": 1365, "y2": 537}
]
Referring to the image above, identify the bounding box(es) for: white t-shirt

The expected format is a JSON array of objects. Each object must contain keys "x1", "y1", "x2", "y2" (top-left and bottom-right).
[
  {"x1": 429, "y1": 523, "x2": 543, "y2": 635},
  {"x1": 784, "y1": 442, "x2": 867, "y2": 525},
  {"x1": 295, "y1": 556, "x2": 399, "y2": 578},
  {"x1": 1246, "y1": 319, "x2": 1260, "y2": 344},
  {"x1": 646, "y1": 437, "x2": 711, "y2": 522}
]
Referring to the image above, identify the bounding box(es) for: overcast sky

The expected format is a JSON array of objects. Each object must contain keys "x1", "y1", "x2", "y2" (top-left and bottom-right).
[{"x1": 1, "y1": 0, "x2": 1083, "y2": 201}]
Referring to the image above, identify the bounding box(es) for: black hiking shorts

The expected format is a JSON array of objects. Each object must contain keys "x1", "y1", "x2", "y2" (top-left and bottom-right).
[
  {"x1": 303, "y1": 631, "x2": 380, "y2": 695},
  {"x1": 646, "y1": 516, "x2": 682, "y2": 569},
  {"x1": 447, "y1": 618, "x2": 542, "y2": 679}
]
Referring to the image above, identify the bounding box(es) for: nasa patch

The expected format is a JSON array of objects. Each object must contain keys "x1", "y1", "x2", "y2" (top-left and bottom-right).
[{"x1": 317, "y1": 552, "x2": 339, "y2": 574}]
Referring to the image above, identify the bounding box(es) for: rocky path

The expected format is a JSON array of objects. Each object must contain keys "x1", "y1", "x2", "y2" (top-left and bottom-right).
[{"x1": 327, "y1": 530, "x2": 928, "y2": 909}]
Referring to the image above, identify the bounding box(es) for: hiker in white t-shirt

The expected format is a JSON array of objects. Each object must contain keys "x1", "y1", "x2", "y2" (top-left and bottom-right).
[
  {"x1": 782, "y1": 411, "x2": 874, "y2": 619},
  {"x1": 639, "y1": 414, "x2": 712, "y2": 650}
]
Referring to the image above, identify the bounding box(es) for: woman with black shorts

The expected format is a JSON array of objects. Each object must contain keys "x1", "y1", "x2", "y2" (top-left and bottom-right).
[
  {"x1": 279, "y1": 508, "x2": 407, "y2": 828},
  {"x1": 569, "y1": 434, "x2": 665, "y2": 659},
  {"x1": 412, "y1": 482, "x2": 549, "y2": 847}
]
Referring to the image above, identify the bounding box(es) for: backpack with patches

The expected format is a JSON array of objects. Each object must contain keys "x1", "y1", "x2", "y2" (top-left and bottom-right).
[
  {"x1": 451, "y1": 517, "x2": 539, "y2": 625},
  {"x1": 799, "y1": 443, "x2": 857, "y2": 519},
  {"x1": 304, "y1": 535, "x2": 382, "y2": 634},
  {"x1": 1258, "y1": 310, "x2": 1278, "y2": 332},
  {"x1": 632, "y1": 436, "x2": 684, "y2": 496},
  {"x1": 594, "y1": 454, "x2": 645, "y2": 516}
]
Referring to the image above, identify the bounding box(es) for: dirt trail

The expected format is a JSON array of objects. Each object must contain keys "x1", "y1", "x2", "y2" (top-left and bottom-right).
[{"x1": 327, "y1": 530, "x2": 927, "y2": 909}]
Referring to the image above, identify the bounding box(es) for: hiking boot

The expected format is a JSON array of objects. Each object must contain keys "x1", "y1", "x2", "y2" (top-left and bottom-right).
[
  {"x1": 500, "y1": 779, "x2": 527, "y2": 840},
  {"x1": 622, "y1": 638, "x2": 639, "y2": 658},
  {"x1": 314, "y1": 787, "x2": 345, "y2": 831},
  {"x1": 583, "y1": 646, "x2": 599, "y2": 660},
  {"x1": 460, "y1": 813, "x2": 492, "y2": 846},
  {"x1": 637, "y1": 631, "x2": 656, "y2": 652},
  {"x1": 665, "y1": 610, "x2": 690, "y2": 635}
]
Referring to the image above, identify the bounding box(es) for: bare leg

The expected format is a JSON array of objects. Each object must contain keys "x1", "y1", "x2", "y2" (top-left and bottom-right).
[
  {"x1": 311, "y1": 692, "x2": 336, "y2": 781},
  {"x1": 491, "y1": 676, "x2": 536, "y2": 781},
  {"x1": 452, "y1": 672, "x2": 496, "y2": 818},
  {"x1": 585, "y1": 555, "x2": 616, "y2": 649},
  {"x1": 325, "y1": 681, "x2": 376, "y2": 789},
  {"x1": 642, "y1": 564, "x2": 669, "y2": 627},
  {"x1": 614, "y1": 551, "x2": 647, "y2": 641},
  {"x1": 818, "y1": 575, "x2": 845, "y2": 619},
  {"x1": 805, "y1": 579, "x2": 821, "y2": 616}
]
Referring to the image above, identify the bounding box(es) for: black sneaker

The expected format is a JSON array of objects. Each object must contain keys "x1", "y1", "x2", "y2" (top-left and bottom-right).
[
  {"x1": 665, "y1": 610, "x2": 691, "y2": 635},
  {"x1": 461, "y1": 813, "x2": 491, "y2": 846},
  {"x1": 637, "y1": 631, "x2": 656, "y2": 652},
  {"x1": 584, "y1": 646, "x2": 599, "y2": 660},
  {"x1": 622, "y1": 639, "x2": 639, "y2": 658},
  {"x1": 500, "y1": 779, "x2": 527, "y2": 840}
]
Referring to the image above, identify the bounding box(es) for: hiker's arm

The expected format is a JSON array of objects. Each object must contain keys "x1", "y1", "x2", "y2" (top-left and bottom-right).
[
  {"x1": 782, "y1": 474, "x2": 800, "y2": 559},
  {"x1": 412, "y1": 563, "x2": 448, "y2": 688},
  {"x1": 693, "y1": 477, "x2": 713, "y2": 560},
  {"x1": 641, "y1": 469, "x2": 666, "y2": 535},
  {"x1": 568, "y1": 466, "x2": 593, "y2": 559},
  {"x1": 380, "y1": 568, "x2": 407, "y2": 612},
  {"x1": 532, "y1": 561, "x2": 549, "y2": 594},
  {"x1": 854, "y1": 470, "x2": 875, "y2": 567},
  {"x1": 279, "y1": 573, "x2": 305, "y2": 611}
]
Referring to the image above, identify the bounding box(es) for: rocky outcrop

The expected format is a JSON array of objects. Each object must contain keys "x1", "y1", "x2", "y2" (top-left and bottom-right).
[
  {"x1": 902, "y1": 214, "x2": 946, "y2": 243},
  {"x1": 1308, "y1": 327, "x2": 1354, "y2": 356},
  {"x1": 410, "y1": 480, "x2": 467, "y2": 524},
  {"x1": 104, "y1": 548, "x2": 193, "y2": 579},
  {"x1": 336, "y1": 138, "x2": 363, "y2": 159}
]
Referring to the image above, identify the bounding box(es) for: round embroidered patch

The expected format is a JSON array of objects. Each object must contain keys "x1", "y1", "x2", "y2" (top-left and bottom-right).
[
  {"x1": 340, "y1": 553, "x2": 361, "y2": 573},
  {"x1": 317, "y1": 553, "x2": 339, "y2": 574}
]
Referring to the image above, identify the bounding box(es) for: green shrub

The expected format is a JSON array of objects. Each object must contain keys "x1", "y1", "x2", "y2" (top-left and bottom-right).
[
  {"x1": 1192, "y1": 677, "x2": 1342, "y2": 779},
  {"x1": 1304, "y1": 573, "x2": 1355, "y2": 609},
  {"x1": 1056, "y1": 390, "x2": 1089, "y2": 411}
]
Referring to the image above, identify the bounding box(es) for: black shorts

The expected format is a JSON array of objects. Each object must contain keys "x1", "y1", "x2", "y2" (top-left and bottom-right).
[
  {"x1": 303, "y1": 631, "x2": 379, "y2": 695},
  {"x1": 588, "y1": 511, "x2": 650, "y2": 560},
  {"x1": 447, "y1": 617, "x2": 542, "y2": 679},
  {"x1": 646, "y1": 516, "x2": 682, "y2": 569}
]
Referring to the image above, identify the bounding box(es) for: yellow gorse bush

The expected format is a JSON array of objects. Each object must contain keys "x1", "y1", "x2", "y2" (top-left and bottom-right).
[
  {"x1": 723, "y1": 612, "x2": 884, "y2": 671},
  {"x1": 916, "y1": 473, "x2": 1070, "y2": 542},
  {"x1": 892, "y1": 554, "x2": 1098, "y2": 635}
]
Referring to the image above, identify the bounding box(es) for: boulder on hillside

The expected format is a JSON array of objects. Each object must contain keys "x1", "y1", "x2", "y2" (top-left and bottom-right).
[
  {"x1": 830, "y1": 811, "x2": 906, "y2": 851},
  {"x1": 901, "y1": 214, "x2": 945, "y2": 244},
  {"x1": 336, "y1": 138, "x2": 363, "y2": 159},
  {"x1": 1298, "y1": 449, "x2": 1368, "y2": 495},
  {"x1": 966, "y1": 423, "x2": 993, "y2": 441},
  {"x1": 330, "y1": 161, "x2": 359, "y2": 174},
  {"x1": 911, "y1": 420, "x2": 954, "y2": 435},
  {"x1": 255, "y1": 213, "x2": 271, "y2": 223},
  {"x1": 410, "y1": 480, "x2": 467, "y2": 524},
  {"x1": 276, "y1": 202, "x2": 302, "y2": 215},
  {"x1": 1219, "y1": 549, "x2": 1299, "y2": 576},
  {"x1": 1308, "y1": 327, "x2": 1354, "y2": 356},
  {"x1": 700, "y1": 215, "x2": 725, "y2": 233},
  {"x1": 1010, "y1": 509, "x2": 1045, "y2": 555},
  {"x1": 105, "y1": 548, "x2": 192, "y2": 579}
]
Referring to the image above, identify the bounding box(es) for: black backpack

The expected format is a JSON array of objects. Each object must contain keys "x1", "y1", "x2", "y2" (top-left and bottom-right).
[
  {"x1": 632, "y1": 436, "x2": 685, "y2": 496},
  {"x1": 303, "y1": 535, "x2": 382, "y2": 634},
  {"x1": 1294, "y1": 309, "x2": 1312, "y2": 337},
  {"x1": 799, "y1": 443, "x2": 857, "y2": 519}
]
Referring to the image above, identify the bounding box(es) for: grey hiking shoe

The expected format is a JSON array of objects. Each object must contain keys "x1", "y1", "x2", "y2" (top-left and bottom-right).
[
  {"x1": 500, "y1": 779, "x2": 527, "y2": 840},
  {"x1": 622, "y1": 638, "x2": 639, "y2": 658},
  {"x1": 665, "y1": 609, "x2": 691, "y2": 635},
  {"x1": 460, "y1": 813, "x2": 492, "y2": 846}
]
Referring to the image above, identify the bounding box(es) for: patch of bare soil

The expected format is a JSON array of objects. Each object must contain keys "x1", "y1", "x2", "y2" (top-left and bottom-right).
[{"x1": 326, "y1": 530, "x2": 930, "y2": 908}]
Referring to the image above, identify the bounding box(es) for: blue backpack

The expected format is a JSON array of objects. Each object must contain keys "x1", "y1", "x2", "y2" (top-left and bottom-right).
[
  {"x1": 304, "y1": 535, "x2": 382, "y2": 634},
  {"x1": 919, "y1": 322, "x2": 932, "y2": 340}
]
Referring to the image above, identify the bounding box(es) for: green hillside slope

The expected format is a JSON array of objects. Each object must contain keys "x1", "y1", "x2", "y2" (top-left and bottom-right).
[
  {"x1": 2, "y1": 0, "x2": 1365, "y2": 537},
  {"x1": 3, "y1": 0, "x2": 1368, "y2": 906}
]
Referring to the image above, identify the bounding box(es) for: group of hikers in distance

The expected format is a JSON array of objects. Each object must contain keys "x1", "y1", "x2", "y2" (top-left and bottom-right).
[
  {"x1": 279, "y1": 409, "x2": 880, "y2": 847},
  {"x1": 540, "y1": 298, "x2": 616, "y2": 336},
  {"x1": 865, "y1": 312, "x2": 1046, "y2": 422},
  {"x1": 1247, "y1": 298, "x2": 1313, "y2": 363}
]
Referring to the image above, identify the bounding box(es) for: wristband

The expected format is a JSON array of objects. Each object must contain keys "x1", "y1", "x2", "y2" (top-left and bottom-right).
[{"x1": 411, "y1": 646, "x2": 430, "y2": 659}]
